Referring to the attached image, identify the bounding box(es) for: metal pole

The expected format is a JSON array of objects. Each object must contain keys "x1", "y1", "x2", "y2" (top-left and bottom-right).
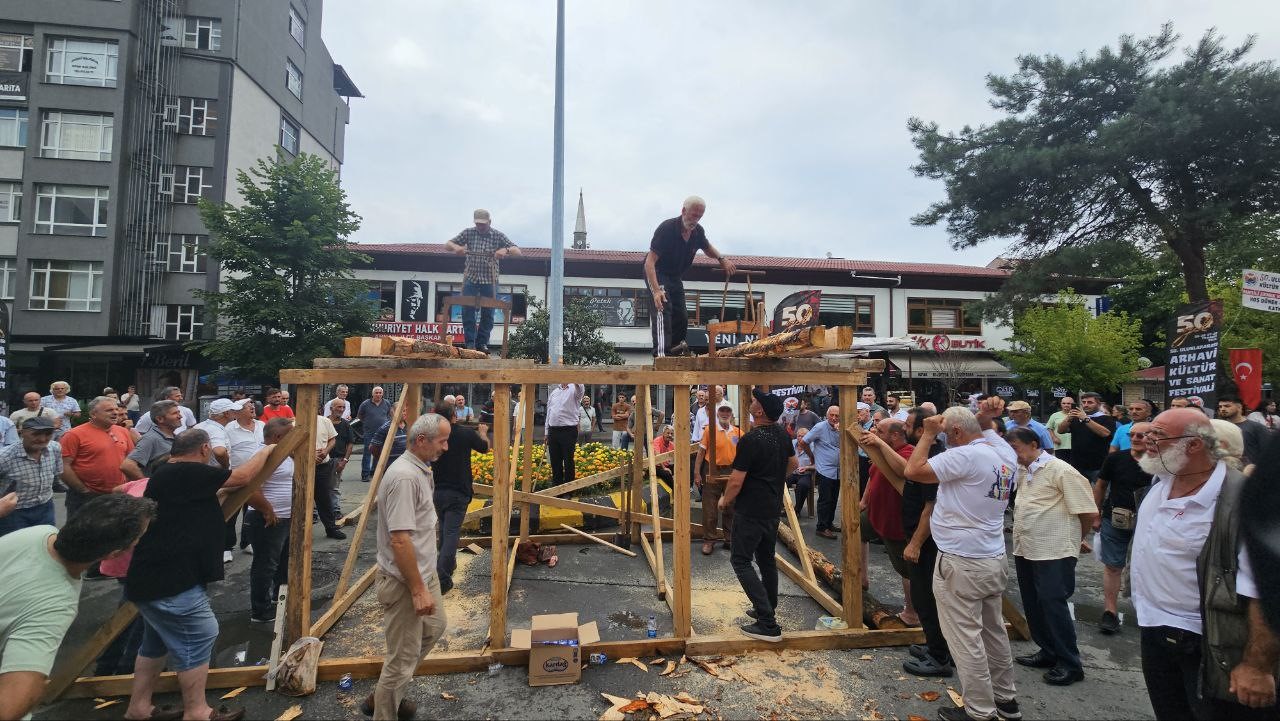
[{"x1": 548, "y1": 0, "x2": 566, "y2": 364}]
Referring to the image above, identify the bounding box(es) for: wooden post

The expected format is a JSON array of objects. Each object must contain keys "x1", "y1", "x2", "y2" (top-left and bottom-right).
[
  {"x1": 518, "y1": 383, "x2": 536, "y2": 540},
  {"x1": 489, "y1": 385, "x2": 512, "y2": 646},
  {"x1": 672, "y1": 386, "x2": 692, "y2": 637},
  {"x1": 629, "y1": 431, "x2": 645, "y2": 545},
  {"x1": 838, "y1": 387, "x2": 863, "y2": 628},
  {"x1": 284, "y1": 384, "x2": 320, "y2": 646},
  {"x1": 639, "y1": 386, "x2": 665, "y2": 600},
  {"x1": 781, "y1": 486, "x2": 817, "y2": 583}
]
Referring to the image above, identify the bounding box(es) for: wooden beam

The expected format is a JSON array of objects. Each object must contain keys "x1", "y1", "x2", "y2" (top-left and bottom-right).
[
  {"x1": 281, "y1": 366, "x2": 871, "y2": 387},
  {"x1": 1002, "y1": 595, "x2": 1032, "y2": 641},
  {"x1": 776, "y1": 553, "x2": 842, "y2": 617},
  {"x1": 265, "y1": 585, "x2": 288, "y2": 692},
  {"x1": 838, "y1": 387, "x2": 863, "y2": 629},
  {"x1": 285, "y1": 383, "x2": 320, "y2": 647},
  {"x1": 655, "y1": 356, "x2": 884, "y2": 373},
  {"x1": 460, "y1": 529, "x2": 695, "y2": 548},
  {"x1": 637, "y1": 530, "x2": 668, "y2": 600},
  {"x1": 672, "y1": 386, "x2": 692, "y2": 638},
  {"x1": 489, "y1": 385, "x2": 512, "y2": 647},
  {"x1": 684, "y1": 626, "x2": 922, "y2": 656},
  {"x1": 629, "y1": 440, "x2": 644, "y2": 545},
  {"x1": 517, "y1": 383, "x2": 536, "y2": 540},
  {"x1": 557, "y1": 523, "x2": 636, "y2": 557},
  {"x1": 639, "y1": 386, "x2": 666, "y2": 604},
  {"x1": 781, "y1": 484, "x2": 816, "y2": 583},
  {"x1": 311, "y1": 566, "x2": 377, "y2": 638},
  {"x1": 715, "y1": 326, "x2": 855, "y2": 359}
]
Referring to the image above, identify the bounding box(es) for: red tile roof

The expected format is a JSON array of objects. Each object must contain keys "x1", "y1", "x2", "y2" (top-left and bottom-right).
[{"x1": 355, "y1": 243, "x2": 1011, "y2": 279}]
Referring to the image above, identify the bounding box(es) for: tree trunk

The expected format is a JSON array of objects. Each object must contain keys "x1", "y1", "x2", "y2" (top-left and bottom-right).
[
  {"x1": 775, "y1": 521, "x2": 906, "y2": 629},
  {"x1": 1167, "y1": 232, "x2": 1209, "y2": 303}
]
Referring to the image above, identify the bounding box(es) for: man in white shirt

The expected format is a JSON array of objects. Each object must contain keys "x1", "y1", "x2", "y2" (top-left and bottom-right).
[
  {"x1": 314, "y1": 413, "x2": 342, "y2": 540},
  {"x1": 195, "y1": 399, "x2": 237, "y2": 563},
  {"x1": 245, "y1": 418, "x2": 294, "y2": 622},
  {"x1": 905, "y1": 397, "x2": 1020, "y2": 721},
  {"x1": 323, "y1": 385, "x2": 352, "y2": 420},
  {"x1": 225, "y1": 400, "x2": 266, "y2": 555},
  {"x1": 545, "y1": 383, "x2": 585, "y2": 486}
]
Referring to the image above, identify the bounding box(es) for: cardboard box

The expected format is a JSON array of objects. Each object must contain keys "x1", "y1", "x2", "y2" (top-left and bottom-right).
[{"x1": 510, "y1": 612, "x2": 601, "y2": 686}]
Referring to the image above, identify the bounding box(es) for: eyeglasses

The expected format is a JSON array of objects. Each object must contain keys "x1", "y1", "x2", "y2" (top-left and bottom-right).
[
  {"x1": 1127, "y1": 431, "x2": 1146, "y2": 438},
  {"x1": 1144, "y1": 433, "x2": 1197, "y2": 445}
]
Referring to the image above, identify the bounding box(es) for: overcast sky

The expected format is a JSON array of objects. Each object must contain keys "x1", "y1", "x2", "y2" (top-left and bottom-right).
[{"x1": 320, "y1": 1, "x2": 1279, "y2": 267}]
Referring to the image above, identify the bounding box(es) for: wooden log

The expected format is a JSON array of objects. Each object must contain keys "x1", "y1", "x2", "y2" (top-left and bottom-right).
[
  {"x1": 714, "y1": 326, "x2": 854, "y2": 359},
  {"x1": 558, "y1": 523, "x2": 637, "y2": 557},
  {"x1": 775, "y1": 520, "x2": 905, "y2": 630},
  {"x1": 637, "y1": 531, "x2": 667, "y2": 599},
  {"x1": 284, "y1": 365, "x2": 872, "y2": 387},
  {"x1": 285, "y1": 384, "x2": 321, "y2": 647},
  {"x1": 672, "y1": 386, "x2": 692, "y2": 638},
  {"x1": 489, "y1": 385, "x2": 512, "y2": 647},
  {"x1": 344, "y1": 335, "x2": 489, "y2": 360}
]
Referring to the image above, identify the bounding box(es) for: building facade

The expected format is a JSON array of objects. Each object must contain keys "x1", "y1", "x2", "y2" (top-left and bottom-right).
[{"x1": 0, "y1": 0, "x2": 358, "y2": 406}]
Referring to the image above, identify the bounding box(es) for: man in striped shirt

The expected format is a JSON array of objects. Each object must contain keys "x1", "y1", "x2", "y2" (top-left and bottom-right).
[{"x1": 444, "y1": 209, "x2": 521, "y2": 352}]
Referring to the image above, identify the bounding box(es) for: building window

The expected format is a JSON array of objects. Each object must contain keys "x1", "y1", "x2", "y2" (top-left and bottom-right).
[
  {"x1": 0, "y1": 257, "x2": 15, "y2": 300},
  {"x1": 152, "y1": 234, "x2": 208, "y2": 273},
  {"x1": 163, "y1": 304, "x2": 204, "y2": 340},
  {"x1": 29, "y1": 259, "x2": 103, "y2": 311},
  {"x1": 285, "y1": 59, "x2": 303, "y2": 99},
  {"x1": 183, "y1": 17, "x2": 221, "y2": 51},
  {"x1": 40, "y1": 111, "x2": 113, "y2": 161},
  {"x1": 163, "y1": 97, "x2": 218, "y2": 136},
  {"x1": 817, "y1": 294, "x2": 874, "y2": 334},
  {"x1": 0, "y1": 182, "x2": 19, "y2": 223},
  {"x1": 45, "y1": 38, "x2": 119, "y2": 87},
  {"x1": 34, "y1": 184, "x2": 109, "y2": 236},
  {"x1": 0, "y1": 108, "x2": 27, "y2": 147},
  {"x1": 279, "y1": 115, "x2": 299, "y2": 154},
  {"x1": 0, "y1": 33, "x2": 33, "y2": 72},
  {"x1": 907, "y1": 297, "x2": 983, "y2": 335},
  {"x1": 682, "y1": 289, "x2": 764, "y2": 326},
  {"x1": 435, "y1": 282, "x2": 528, "y2": 324},
  {"x1": 565, "y1": 286, "x2": 652, "y2": 327},
  {"x1": 288, "y1": 7, "x2": 306, "y2": 47},
  {"x1": 367, "y1": 280, "x2": 396, "y2": 321},
  {"x1": 158, "y1": 166, "x2": 213, "y2": 204}
]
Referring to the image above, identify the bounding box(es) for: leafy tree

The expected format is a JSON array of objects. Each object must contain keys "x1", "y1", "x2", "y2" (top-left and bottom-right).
[
  {"x1": 194, "y1": 153, "x2": 376, "y2": 380},
  {"x1": 998, "y1": 291, "x2": 1143, "y2": 393},
  {"x1": 507, "y1": 297, "x2": 624, "y2": 365},
  {"x1": 910, "y1": 25, "x2": 1280, "y2": 304}
]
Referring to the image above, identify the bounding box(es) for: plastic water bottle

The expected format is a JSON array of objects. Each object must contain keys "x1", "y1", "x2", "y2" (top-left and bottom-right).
[
  {"x1": 337, "y1": 673, "x2": 353, "y2": 693},
  {"x1": 646, "y1": 614, "x2": 657, "y2": 638}
]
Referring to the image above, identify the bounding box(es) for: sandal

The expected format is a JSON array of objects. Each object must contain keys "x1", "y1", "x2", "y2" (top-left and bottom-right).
[
  {"x1": 207, "y1": 705, "x2": 246, "y2": 721},
  {"x1": 124, "y1": 705, "x2": 183, "y2": 721}
]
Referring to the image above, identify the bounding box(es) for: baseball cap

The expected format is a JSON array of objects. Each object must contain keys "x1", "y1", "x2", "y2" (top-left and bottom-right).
[
  {"x1": 716, "y1": 402, "x2": 734, "y2": 413},
  {"x1": 856, "y1": 402, "x2": 870, "y2": 411},
  {"x1": 209, "y1": 398, "x2": 248, "y2": 415},
  {"x1": 473, "y1": 208, "x2": 491, "y2": 224},
  {"x1": 21, "y1": 416, "x2": 55, "y2": 431},
  {"x1": 751, "y1": 389, "x2": 783, "y2": 421},
  {"x1": 1006, "y1": 400, "x2": 1032, "y2": 411}
]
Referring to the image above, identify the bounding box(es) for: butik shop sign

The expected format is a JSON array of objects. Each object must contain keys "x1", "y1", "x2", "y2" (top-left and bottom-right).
[{"x1": 910, "y1": 334, "x2": 987, "y2": 352}]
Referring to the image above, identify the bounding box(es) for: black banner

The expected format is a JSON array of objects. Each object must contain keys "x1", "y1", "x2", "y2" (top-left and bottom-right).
[
  {"x1": 773, "y1": 290, "x2": 821, "y2": 332},
  {"x1": 1165, "y1": 300, "x2": 1222, "y2": 410},
  {"x1": 0, "y1": 72, "x2": 26, "y2": 101}
]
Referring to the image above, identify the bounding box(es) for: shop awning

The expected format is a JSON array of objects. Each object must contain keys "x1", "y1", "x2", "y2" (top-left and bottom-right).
[
  {"x1": 8, "y1": 342, "x2": 48, "y2": 353},
  {"x1": 886, "y1": 352, "x2": 1012, "y2": 379},
  {"x1": 44, "y1": 342, "x2": 178, "y2": 356}
]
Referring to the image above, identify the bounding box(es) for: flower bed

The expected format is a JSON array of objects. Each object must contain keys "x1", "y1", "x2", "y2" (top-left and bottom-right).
[{"x1": 470, "y1": 442, "x2": 633, "y2": 495}]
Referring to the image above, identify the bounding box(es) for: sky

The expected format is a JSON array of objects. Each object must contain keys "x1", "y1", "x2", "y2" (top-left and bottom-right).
[{"x1": 319, "y1": 1, "x2": 1280, "y2": 267}]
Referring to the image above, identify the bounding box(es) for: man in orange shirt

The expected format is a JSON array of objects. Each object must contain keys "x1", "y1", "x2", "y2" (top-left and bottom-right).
[
  {"x1": 59, "y1": 396, "x2": 136, "y2": 538},
  {"x1": 260, "y1": 388, "x2": 295, "y2": 423},
  {"x1": 695, "y1": 403, "x2": 742, "y2": 555}
]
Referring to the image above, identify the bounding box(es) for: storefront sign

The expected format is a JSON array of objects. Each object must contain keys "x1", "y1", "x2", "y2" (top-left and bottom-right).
[
  {"x1": 909, "y1": 334, "x2": 987, "y2": 352},
  {"x1": 1165, "y1": 300, "x2": 1222, "y2": 409},
  {"x1": 714, "y1": 332, "x2": 758, "y2": 347},
  {"x1": 0, "y1": 72, "x2": 26, "y2": 101},
  {"x1": 578, "y1": 295, "x2": 643, "y2": 327},
  {"x1": 1242, "y1": 269, "x2": 1280, "y2": 313},
  {"x1": 373, "y1": 321, "x2": 464, "y2": 344},
  {"x1": 142, "y1": 349, "x2": 193, "y2": 369},
  {"x1": 1052, "y1": 387, "x2": 1069, "y2": 398}
]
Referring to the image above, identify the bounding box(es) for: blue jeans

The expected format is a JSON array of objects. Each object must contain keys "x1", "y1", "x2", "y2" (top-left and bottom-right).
[
  {"x1": 135, "y1": 585, "x2": 219, "y2": 672},
  {"x1": 0, "y1": 499, "x2": 55, "y2": 536},
  {"x1": 247, "y1": 510, "x2": 290, "y2": 618},
  {"x1": 434, "y1": 488, "x2": 470, "y2": 590},
  {"x1": 461, "y1": 281, "x2": 497, "y2": 351}
]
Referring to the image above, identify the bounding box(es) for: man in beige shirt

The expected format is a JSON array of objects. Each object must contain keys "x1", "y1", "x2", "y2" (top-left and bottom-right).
[{"x1": 1005, "y1": 426, "x2": 1098, "y2": 687}]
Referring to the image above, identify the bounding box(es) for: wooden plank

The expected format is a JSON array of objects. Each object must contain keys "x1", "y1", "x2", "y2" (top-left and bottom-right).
[
  {"x1": 776, "y1": 553, "x2": 842, "y2": 617},
  {"x1": 838, "y1": 387, "x2": 863, "y2": 629},
  {"x1": 311, "y1": 566, "x2": 376, "y2": 638},
  {"x1": 265, "y1": 585, "x2": 289, "y2": 692},
  {"x1": 460, "y1": 529, "x2": 693, "y2": 548},
  {"x1": 653, "y1": 356, "x2": 884, "y2": 373},
  {"x1": 315, "y1": 357, "x2": 536, "y2": 370},
  {"x1": 781, "y1": 483, "x2": 816, "y2": 583},
  {"x1": 672, "y1": 386, "x2": 692, "y2": 638},
  {"x1": 640, "y1": 386, "x2": 666, "y2": 603},
  {"x1": 463, "y1": 460, "x2": 661, "y2": 522},
  {"x1": 684, "y1": 627, "x2": 922, "y2": 656},
  {"x1": 285, "y1": 383, "x2": 320, "y2": 647},
  {"x1": 1002, "y1": 595, "x2": 1032, "y2": 641},
  {"x1": 637, "y1": 530, "x2": 668, "y2": 600},
  {"x1": 518, "y1": 383, "x2": 536, "y2": 540},
  {"x1": 558, "y1": 523, "x2": 637, "y2": 557},
  {"x1": 333, "y1": 384, "x2": 410, "y2": 601},
  {"x1": 218, "y1": 427, "x2": 309, "y2": 520},
  {"x1": 281, "y1": 366, "x2": 871, "y2": 387},
  {"x1": 629, "y1": 440, "x2": 644, "y2": 545},
  {"x1": 489, "y1": 385, "x2": 512, "y2": 647}
]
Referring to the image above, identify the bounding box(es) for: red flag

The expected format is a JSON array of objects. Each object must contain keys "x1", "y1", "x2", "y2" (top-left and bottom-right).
[{"x1": 1229, "y1": 348, "x2": 1264, "y2": 411}]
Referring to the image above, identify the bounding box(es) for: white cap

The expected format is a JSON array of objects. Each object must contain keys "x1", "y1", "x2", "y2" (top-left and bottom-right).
[{"x1": 209, "y1": 398, "x2": 248, "y2": 415}]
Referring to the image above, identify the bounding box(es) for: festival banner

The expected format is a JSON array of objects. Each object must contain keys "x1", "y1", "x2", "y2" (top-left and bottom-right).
[
  {"x1": 1242, "y1": 269, "x2": 1280, "y2": 313},
  {"x1": 1229, "y1": 348, "x2": 1264, "y2": 411},
  {"x1": 1164, "y1": 301, "x2": 1223, "y2": 410},
  {"x1": 772, "y1": 290, "x2": 821, "y2": 331}
]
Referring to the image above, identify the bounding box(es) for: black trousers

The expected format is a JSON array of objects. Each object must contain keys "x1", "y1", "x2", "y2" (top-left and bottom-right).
[
  {"x1": 816, "y1": 472, "x2": 840, "y2": 532},
  {"x1": 791, "y1": 472, "x2": 814, "y2": 513},
  {"x1": 224, "y1": 507, "x2": 240, "y2": 551},
  {"x1": 650, "y1": 273, "x2": 688, "y2": 354},
  {"x1": 1014, "y1": 555, "x2": 1081, "y2": 672},
  {"x1": 313, "y1": 460, "x2": 339, "y2": 533},
  {"x1": 247, "y1": 510, "x2": 290, "y2": 618},
  {"x1": 908, "y1": 537, "x2": 949, "y2": 661},
  {"x1": 547, "y1": 425, "x2": 578, "y2": 486},
  {"x1": 730, "y1": 514, "x2": 780, "y2": 628},
  {"x1": 435, "y1": 488, "x2": 470, "y2": 590},
  {"x1": 1140, "y1": 625, "x2": 1279, "y2": 721}
]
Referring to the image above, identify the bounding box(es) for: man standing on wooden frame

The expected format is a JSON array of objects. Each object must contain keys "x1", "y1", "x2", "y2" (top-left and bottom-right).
[
  {"x1": 444, "y1": 209, "x2": 521, "y2": 353},
  {"x1": 364, "y1": 413, "x2": 451, "y2": 721},
  {"x1": 643, "y1": 196, "x2": 736, "y2": 356}
]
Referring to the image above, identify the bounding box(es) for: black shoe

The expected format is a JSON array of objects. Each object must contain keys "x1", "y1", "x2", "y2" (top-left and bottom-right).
[
  {"x1": 745, "y1": 608, "x2": 758, "y2": 620},
  {"x1": 667, "y1": 341, "x2": 690, "y2": 356},
  {"x1": 995, "y1": 698, "x2": 1022, "y2": 720},
  {"x1": 326, "y1": 529, "x2": 348, "y2": 540},
  {"x1": 1043, "y1": 665, "x2": 1085, "y2": 686},
  {"x1": 250, "y1": 613, "x2": 276, "y2": 624},
  {"x1": 740, "y1": 622, "x2": 782, "y2": 642},
  {"x1": 1098, "y1": 610, "x2": 1120, "y2": 635},
  {"x1": 938, "y1": 706, "x2": 983, "y2": 721},
  {"x1": 439, "y1": 577, "x2": 454, "y2": 595},
  {"x1": 903, "y1": 654, "x2": 954, "y2": 677},
  {"x1": 1014, "y1": 649, "x2": 1056, "y2": 669},
  {"x1": 909, "y1": 643, "x2": 929, "y2": 660}
]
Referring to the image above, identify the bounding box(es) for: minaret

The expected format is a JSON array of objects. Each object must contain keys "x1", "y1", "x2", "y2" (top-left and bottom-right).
[{"x1": 572, "y1": 188, "x2": 587, "y2": 249}]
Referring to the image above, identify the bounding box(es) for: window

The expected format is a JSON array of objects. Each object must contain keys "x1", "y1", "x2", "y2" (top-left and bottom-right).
[
  {"x1": 163, "y1": 304, "x2": 204, "y2": 340},
  {"x1": 0, "y1": 257, "x2": 14, "y2": 300},
  {"x1": 0, "y1": 33, "x2": 33, "y2": 72},
  {"x1": 435, "y1": 282, "x2": 528, "y2": 324},
  {"x1": 163, "y1": 97, "x2": 218, "y2": 136},
  {"x1": 29, "y1": 259, "x2": 103, "y2": 311},
  {"x1": 565, "y1": 286, "x2": 652, "y2": 327},
  {"x1": 183, "y1": 17, "x2": 221, "y2": 51},
  {"x1": 152, "y1": 234, "x2": 208, "y2": 273},
  {"x1": 817, "y1": 295, "x2": 874, "y2": 334},
  {"x1": 288, "y1": 7, "x2": 306, "y2": 47},
  {"x1": 157, "y1": 166, "x2": 212, "y2": 204},
  {"x1": 279, "y1": 115, "x2": 299, "y2": 154},
  {"x1": 40, "y1": 111, "x2": 113, "y2": 160},
  {"x1": 285, "y1": 59, "x2": 303, "y2": 99},
  {"x1": 682, "y1": 289, "x2": 764, "y2": 326},
  {"x1": 0, "y1": 182, "x2": 19, "y2": 222},
  {"x1": 34, "y1": 184, "x2": 109, "y2": 236},
  {"x1": 45, "y1": 38, "x2": 119, "y2": 87},
  {"x1": 367, "y1": 281, "x2": 396, "y2": 321},
  {"x1": 0, "y1": 108, "x2": 26, "y2": 147},
  {"x1": 907, "y1": 297, "x2": 982, "y2": 335}
]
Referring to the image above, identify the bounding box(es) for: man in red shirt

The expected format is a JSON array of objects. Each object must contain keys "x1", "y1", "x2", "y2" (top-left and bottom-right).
[
  {"x1": 259, "y1": 388, "x2": 295, "y2": 423},
  {"x1": 59, "y1": 396, "x2": 136, "y2": 519},
  {"x1": 858, "y1": 418, "x2": 919, "y2": 626}
]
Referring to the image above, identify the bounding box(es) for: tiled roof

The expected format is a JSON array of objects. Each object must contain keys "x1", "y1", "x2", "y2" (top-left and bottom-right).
[{"x1": 355, "y1": 243, "x2": 1011, "y2": 279}]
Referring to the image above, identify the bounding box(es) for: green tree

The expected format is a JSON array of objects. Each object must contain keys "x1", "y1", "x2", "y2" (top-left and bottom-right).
[
  {"x1": 998, "y1": 292, "x2": 1143, "y2": 393},
  {"x1": 194, "y1": 153, "x2": 376, "y2": 380},
  {"x1": 507, "y1": 297, "x2": 624, "y2": 365},
  {"x1": 910, "y1": 25, "x2": 1280, "y2": 304}
]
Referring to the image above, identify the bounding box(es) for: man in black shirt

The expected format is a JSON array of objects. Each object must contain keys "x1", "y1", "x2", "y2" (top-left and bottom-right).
[
  {"x1": 1055, "y1": 391, "x2": 1115, "y2": 483},
  {"x1": 1093, "y1": 421, "x2": 1154, "y2": 635},
  {"x1": 720, "y1": 390, "x2": 795, "y2": 642},
  {"x1": 430, "y1": 402, "x2": 490, "y2": 594},
  {"x1": 643, "y1": 196, "x2": 736, "y2": 356}
]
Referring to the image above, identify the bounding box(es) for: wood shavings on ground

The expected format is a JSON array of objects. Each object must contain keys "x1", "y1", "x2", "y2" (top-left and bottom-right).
[
  {"x1": 276, "y1": 705, "x2": 303, "y2": 721},
  {"x1": 918, "y1": 690, "x2": 940, "y2": 702},
  {"x1": 659, "y1": 660, "x2": 677, "y2": 676},
  {"x1": 465, "y1": 543, "x2": 485, "y2": 554},
  {"x1": 947, "y1": 688, "x2": 965, "y2": 707},
  {"x1": 92, "y1": 700, "x2": 121, "y2": 710},
  {"x1": 599, "y1": 693, "x2": 635, "y2": 721},
  {"x1": 650, "y1": 657, "x2": 667, "y2": 665},
  {"x1": 441, "y1": 692, "x2": 458, "y2": 700},
  {"x1": 629, "y1": 658, "x2": 650, "y2": 672},
  {"x1": 909, "y1": 715, "x2": 929, "y2": 721},
  {"x1": 220, "y1": 686, "x2": 247, "y2": 699},
  {"x1": 858, "y1": 654, "x2": 874, "y2": 660}
]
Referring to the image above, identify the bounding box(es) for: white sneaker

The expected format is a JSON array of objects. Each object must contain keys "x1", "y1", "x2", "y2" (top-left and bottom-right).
[{"x1": 223, "y1": 550, "x2": 234, "y2": 564}]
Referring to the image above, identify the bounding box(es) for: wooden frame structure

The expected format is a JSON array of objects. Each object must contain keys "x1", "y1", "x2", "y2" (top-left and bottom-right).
[{"x1": 48, "y1": 354, "x2": 1031, "y2": 701}]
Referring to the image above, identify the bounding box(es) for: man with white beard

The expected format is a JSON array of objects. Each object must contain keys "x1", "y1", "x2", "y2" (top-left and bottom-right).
[
  {"x1": 643, "y1": 196, "x2": 736, "y2": 356},
  {"x1": 1130, "y1": 408, "x2": 1279, "y2": 720}
]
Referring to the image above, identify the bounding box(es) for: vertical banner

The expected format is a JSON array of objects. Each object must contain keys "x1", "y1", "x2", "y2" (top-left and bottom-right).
[
  {"x1": 773, "y1": 290, "x2": 821, "y2": 331},
  {"x1": 1229, "y1": 348, "x2": 1264, "y2": 411},
  {"x1": 1165, "y1": 300, "x2": 1223, "y2": 410},
  {"x1": 0, "y1": 302, "x2": 8, "y2": 392}
]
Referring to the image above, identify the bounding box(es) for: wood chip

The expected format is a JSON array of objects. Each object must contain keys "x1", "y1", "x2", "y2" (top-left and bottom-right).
[
  {"x1": 858, "y1": 654, "x2": 874, "y2": 660},
  {"x1": 441, "y1": 692, "x2": 458, "y2": 700},
  {"x1": 679, "y1": 654, "x2": 688, "y2": 665},
  {"x1": 674, "y1": 692, "x2": 700, "y2": 705},
  {"x1": 909, "y1": 716, "x2": 929, "y2": 721},
  {"x1": 93, "y1": 700, "x2": 122, "y2": 710},
  {"x1": 616, "y1": 656, "x2": 638, "y2": 664},
  {"x1": 693, "y1": 658, "x2": 721, "y2": 677},
  {"x1": 465, "y1": 543, "x2": 485, "y2": 554},
  {"x1": 620, "y1": 699, "x2": 652, "y2": 713},
  {"x1": 629, "y1": 658, "x2": 650, "y2": 672},
  {"x1": 659, "y1": 661, "x2": 677, "y2": 676},
  {"x1": 651, "y1": 657, "x2": 667, "y2": 665},
  {"x1": 277, "y1": 705, "x2": 303, "y2": 721},
  {"x1": 918, "y1": 691, "x2": 940, "y2": 702},
  {"x1": 947, "y1": 688, "x2": 965, "y2": 708},
  {"x1": 220, "y1": 686, "x2": 248, "y2": 700},
  {"x1": 600, "y1": 693, "x2": 632, "y2": 721}
]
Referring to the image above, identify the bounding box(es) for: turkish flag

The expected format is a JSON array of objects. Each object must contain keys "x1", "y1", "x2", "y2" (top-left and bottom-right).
[{"x1": 1229, "y1": 348, "x2": 1264, "y2": 411}]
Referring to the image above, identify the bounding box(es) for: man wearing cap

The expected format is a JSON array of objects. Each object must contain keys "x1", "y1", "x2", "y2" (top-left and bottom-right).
[
  {"x1": 0, "y1": 417, "x2": 62, "y2": 535},
  {"x1": 695, "y1": 403, "x2": 743, "y2": 555},
  {"x1": 444, "y1": 209, "x2": 521, "y2": 353},
  {"x1": 719, "y1": 390, "x2": 795, "y2": 641},
  {"x1": 643, "y1": 196, "x2": 736, "y2": 356},
  {"x1": 1005, "y1": 401, "x2": 1054, "y2": 452},
  {"x1": 797, "y1": 405, "x2": 843, "y2": 539},
  {"x1": 196, "y1": 400, "x2": 238, "y2": 563}
]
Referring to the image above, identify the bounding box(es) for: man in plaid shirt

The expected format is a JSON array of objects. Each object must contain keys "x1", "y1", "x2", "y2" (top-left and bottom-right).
[
  {"x1": 0, "y1": 416, "x2": 63, "y2": 536},
  {"x1": 445, "y1": 209, "x2": 521, "y2": 352}
]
